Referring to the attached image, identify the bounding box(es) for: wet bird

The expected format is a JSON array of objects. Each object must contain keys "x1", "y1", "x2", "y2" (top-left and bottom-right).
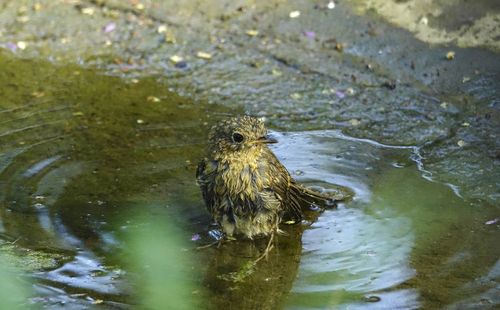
[{"x1": 196, "y1": 116, "x2": 338, "y2": 241}]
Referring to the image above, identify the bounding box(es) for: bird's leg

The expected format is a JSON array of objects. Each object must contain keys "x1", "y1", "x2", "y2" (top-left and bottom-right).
[
  {"x1": 196, "y1": 240, "x2": 220, "y2": 250},
  {"x1": 196, "y1": 232, "x2": 235, "y2": 250},
  {"x1": 254, "y1": 231, "x2": 275, "y2": 263}
]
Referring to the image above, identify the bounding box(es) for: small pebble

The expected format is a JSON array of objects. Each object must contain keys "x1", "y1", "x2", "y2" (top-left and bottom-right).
[
  {"x1": 175, "y1": 61, "x2": 188, "y2": 69},
  {"x1": 289, "y1": 11, "x2": 301, "y2": 18}
]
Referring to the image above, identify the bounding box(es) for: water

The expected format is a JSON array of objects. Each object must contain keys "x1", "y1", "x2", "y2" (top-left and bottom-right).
[{"x1": 1, "y1": 53, "x2": 499, "y2": 309}]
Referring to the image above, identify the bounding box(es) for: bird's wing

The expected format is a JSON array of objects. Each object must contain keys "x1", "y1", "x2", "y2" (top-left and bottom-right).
[
  {"x1": 262, "y1": 150, "x2": 303, "y2": 221},
  {"x1": 263, "y1": 148, "x2": 342, "y2": 219},
  {"x1": 196, "y1": 158, "x2": 217, "y2": 213}
]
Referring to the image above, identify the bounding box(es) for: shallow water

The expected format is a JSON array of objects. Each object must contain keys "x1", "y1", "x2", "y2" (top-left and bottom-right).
[{"x1": 0, "y1": 53, "x2": 499, "y2": 309}]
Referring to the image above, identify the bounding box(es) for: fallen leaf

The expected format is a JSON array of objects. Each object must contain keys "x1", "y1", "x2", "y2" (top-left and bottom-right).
[
  {"x1": 169, "y1": 55, "x2": 183, "y2": 63},
  {"x1": 246, "y1": 29, "x2": 259, "y2": 37},
  {"x1": 81, "y1": 7, "x2": 95, "y2": 15},
  {"x1": 271, "y1": 69, "x2": 282, "y2": 76},
  {"x1": 196, "y1": 51, "x2": 212, "y2": 59},
  {"x1": 6, "y1": 42, "x2": 17, "y2": 52},
  {"x1": 157, "y1": 25, "x2": 167, "y2": 33},
  {"x1": 335, "y1": 90, "x2": 345, "y2": 99},
  {"x1": 103, "y1": 22, "x2": 116, "y2": 33},
  {"x1": 304, "y1": 31, "x2": 316, "y2": 38},
  {"x1": 31, "y1": 91, "x2": 45, "y2": 98},
  {"x1": 17, "y1": 41, "x2": 27, "y2": 50},
  {"x1": 349, "y1": 119, "x2": 360, "y2": 126},
  {"x1": 485, "y1": 218, "x2": 499, "y2": 225}
]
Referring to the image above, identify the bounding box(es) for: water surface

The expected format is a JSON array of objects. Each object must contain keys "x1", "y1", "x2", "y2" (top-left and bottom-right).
[{"x1": 0, "y1": 52, "x2": 498, "y2": 309}]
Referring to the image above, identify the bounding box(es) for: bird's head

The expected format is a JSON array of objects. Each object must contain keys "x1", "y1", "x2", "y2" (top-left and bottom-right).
[{"x1": 208, "y1": 116, "x2": 277, "y2": 157}]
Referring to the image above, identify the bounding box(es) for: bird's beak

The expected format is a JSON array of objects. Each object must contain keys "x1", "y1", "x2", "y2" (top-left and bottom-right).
[{"x1": 255, "y1": 134, "x2": 278, "y2": 144}]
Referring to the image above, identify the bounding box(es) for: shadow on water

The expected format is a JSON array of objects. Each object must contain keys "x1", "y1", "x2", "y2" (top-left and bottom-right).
[{"x1": 0, "y1": 51, "x2": 499, "y2": 309}]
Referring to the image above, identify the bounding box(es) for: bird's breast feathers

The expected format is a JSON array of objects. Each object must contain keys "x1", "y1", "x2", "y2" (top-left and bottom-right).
[{"x1": 217, "y1": 156, "x2": 266, "y2": 199}]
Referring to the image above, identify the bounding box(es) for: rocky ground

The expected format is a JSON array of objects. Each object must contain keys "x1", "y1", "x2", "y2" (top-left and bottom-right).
[{"x1": 0, "y1": 0, "x2": 498, "y2": 203}]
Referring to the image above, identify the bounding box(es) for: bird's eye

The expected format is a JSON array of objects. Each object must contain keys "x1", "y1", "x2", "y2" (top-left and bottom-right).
[{"x1": 232, "y1": 132, "x2": 244, "y2": 143}]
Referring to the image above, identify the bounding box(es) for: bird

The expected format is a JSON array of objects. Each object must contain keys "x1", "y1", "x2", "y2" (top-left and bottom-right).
[{"x1": 196, "y1": 115, "x2": 340, "y2": 241}]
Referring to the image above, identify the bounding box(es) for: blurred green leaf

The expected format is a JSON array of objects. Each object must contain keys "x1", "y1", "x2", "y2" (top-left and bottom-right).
[
  {"x1": 0, "y1": 254, "x2": 31, "y2": 309},
  {"x1": 124, "y1": 215, "x2": 199, "y2": 309}
]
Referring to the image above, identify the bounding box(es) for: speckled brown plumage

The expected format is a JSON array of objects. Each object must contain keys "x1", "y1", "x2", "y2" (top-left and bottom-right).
[{"x1": 196, "y1": 116, "x2": 334, "y2": 239}]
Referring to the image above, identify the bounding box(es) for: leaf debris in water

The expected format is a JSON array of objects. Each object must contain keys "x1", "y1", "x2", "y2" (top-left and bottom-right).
[{"x1": 147, "y1": 96, "x2": 161, "y2": 102}]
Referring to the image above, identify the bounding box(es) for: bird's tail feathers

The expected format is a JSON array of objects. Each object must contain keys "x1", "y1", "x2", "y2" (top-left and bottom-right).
[{"x1": 291, "y1": 183, "x2": 345, "y2": 209}]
